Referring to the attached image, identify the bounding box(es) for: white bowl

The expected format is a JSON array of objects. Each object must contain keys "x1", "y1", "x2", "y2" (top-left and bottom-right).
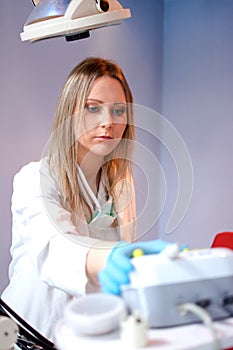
[{"x1": 63, "y1": 293, "x2": 127, "y2": 336}]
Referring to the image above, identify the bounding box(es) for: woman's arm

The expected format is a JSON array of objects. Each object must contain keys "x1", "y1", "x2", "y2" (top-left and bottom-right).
[
  {"x1": 12, "y1": 160, "x2": 100, "y2": 296},
  {"x1": 86, "y1": 240, "x2": 116, "y2": 284}
]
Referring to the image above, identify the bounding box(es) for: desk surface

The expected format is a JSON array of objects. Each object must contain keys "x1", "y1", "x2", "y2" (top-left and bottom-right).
[{"x1": 55, "y1": 317, "x2": 233, "y2": 350}]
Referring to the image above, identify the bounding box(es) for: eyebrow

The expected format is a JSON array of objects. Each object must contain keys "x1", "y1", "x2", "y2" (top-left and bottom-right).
[
  {"x1": 86, "y1": 99, "x2": 102, "y2": 103},
  {"x1": 86, "y1": 99, "x2": 127, "y2": 105}
]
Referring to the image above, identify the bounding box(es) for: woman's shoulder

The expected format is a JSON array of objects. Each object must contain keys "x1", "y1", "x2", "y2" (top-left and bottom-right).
[
  {"x1": 13, "y1": 158, "x2": 52, "y2": 191},
  {"x1": 14, "y1": 158, "x2": 48, "y2": 180}
]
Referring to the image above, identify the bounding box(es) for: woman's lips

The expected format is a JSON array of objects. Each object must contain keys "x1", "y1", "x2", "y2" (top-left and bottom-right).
[{"x1": 95, "y1": 135, "x2": 113, "y2": 141}]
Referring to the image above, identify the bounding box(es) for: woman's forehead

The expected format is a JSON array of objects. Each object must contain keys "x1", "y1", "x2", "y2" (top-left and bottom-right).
[{"x1": 87, "y1": 76, "x2": 126, "y2": 103}]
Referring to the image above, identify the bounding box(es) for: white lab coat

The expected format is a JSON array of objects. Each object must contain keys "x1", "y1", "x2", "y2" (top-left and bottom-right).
[{"x1": 1, "y1": 158, "x2": 136, "y2": 341}]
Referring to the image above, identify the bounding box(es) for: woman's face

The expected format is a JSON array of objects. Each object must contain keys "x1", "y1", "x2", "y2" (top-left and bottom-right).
[{"x1": 75, "y1": 76, "x2": 127, "y2": 162}]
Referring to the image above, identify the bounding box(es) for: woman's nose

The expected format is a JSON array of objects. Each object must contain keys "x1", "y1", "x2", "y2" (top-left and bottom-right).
[{"x1": 99, "y1": 107, "x2": 113, "y2": 128}]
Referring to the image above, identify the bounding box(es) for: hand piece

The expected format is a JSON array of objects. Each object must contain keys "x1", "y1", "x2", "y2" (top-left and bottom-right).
[{"x1": 98, "y1": 239, "x2": 172, "y2": 295}]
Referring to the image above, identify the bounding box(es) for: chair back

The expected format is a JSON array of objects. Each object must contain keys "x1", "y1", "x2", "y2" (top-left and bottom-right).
[{"x1": 211, "y1": 232, "x2": 233, "y2": 250}]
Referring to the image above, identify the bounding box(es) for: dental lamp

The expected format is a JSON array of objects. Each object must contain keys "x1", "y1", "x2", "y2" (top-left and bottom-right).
[{"x1": 20, "y1": 0, "x2": 131, "y2": 42}]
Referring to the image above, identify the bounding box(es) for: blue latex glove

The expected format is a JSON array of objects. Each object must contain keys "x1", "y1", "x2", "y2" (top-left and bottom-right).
[{"x1": 98, "y1": 239, "x2": 172, "y2": 295}]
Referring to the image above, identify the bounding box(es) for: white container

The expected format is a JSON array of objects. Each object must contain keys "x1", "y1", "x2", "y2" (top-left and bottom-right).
[{"x1": 62, "y1": 293, "x2": 126, "y2": 336}]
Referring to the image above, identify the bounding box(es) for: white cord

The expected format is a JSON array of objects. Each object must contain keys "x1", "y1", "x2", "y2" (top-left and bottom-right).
[{"x1": 177, "y1": 303, "x2": 221, "y2": 350}]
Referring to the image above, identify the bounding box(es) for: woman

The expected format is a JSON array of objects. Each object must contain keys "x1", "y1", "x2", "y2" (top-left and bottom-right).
[{"x1": 1, "y1": 57, "x2": 170, "y2": 341}]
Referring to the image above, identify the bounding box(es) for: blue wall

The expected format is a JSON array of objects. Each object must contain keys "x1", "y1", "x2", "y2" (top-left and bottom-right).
[{"x1": 159, "y1": 0, "x2": 233, "y2": 247}]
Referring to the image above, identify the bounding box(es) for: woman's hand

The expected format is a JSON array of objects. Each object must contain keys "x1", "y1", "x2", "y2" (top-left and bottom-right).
[{"x1": 98, "y1": 239, "x2": 172, "y2": 295}]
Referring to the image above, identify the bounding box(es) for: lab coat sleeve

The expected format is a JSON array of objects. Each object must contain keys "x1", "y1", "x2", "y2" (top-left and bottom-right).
[{"x1": 11, "y1": 160, "x2": 98, "y2": 297}]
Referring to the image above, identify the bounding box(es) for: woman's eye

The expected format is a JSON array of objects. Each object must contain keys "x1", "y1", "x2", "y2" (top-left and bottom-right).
[
  {"x1": 86, "y1": 105, "x2": 100, "y2": 113},
  {"x1": 112, "y1": 106, "x2": 126, "y2": 116}
]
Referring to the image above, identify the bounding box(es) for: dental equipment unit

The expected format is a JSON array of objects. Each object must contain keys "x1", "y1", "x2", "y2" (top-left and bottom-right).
[{"x1": 121, "y1": 246, "x2": 233, "y2": 328}]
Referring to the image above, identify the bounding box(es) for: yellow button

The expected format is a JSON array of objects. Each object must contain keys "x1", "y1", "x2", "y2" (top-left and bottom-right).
[{"x1": 132, "y1": 248, "x2": 144, "y2": 258}]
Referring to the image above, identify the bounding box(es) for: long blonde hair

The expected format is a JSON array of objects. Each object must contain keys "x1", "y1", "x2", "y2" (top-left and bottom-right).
[{"x1": 47, "y1": 57, "x2": 135, "y2": 225}]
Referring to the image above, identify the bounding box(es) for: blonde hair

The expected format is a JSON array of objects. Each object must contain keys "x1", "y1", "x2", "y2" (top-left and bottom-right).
[{"x1": 47, "y1": 57, "x2": 135, "y2": 225}]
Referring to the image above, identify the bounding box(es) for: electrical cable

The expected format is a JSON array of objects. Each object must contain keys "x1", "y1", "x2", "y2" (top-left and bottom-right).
[
  {"x1": 0, "y1": 299, "x2": 56, "y2": 350},
  {"x1": 177, "y1": 302, "x2": 221, "y2": 350}
]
